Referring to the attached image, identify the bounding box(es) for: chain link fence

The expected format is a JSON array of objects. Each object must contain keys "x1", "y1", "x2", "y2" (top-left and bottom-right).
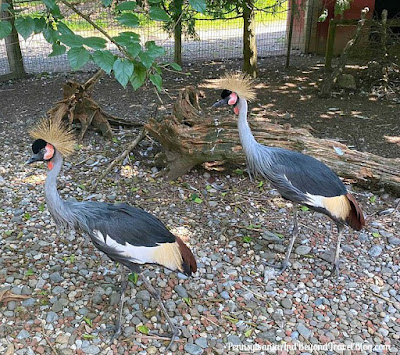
[{"x1": 0, "y1": 0, "x2": 289, "y2": 75}]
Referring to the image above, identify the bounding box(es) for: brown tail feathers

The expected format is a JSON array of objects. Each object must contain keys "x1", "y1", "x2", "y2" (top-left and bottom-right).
[
  {"x1": 176, "y1": 236, "x2": 197, "y2": 276},
  {"x1": 345, "y1": 193, "x2": 365, "y2": 231}
]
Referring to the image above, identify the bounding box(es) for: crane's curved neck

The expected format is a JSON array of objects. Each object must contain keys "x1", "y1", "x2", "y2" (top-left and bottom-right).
[
  {"x1": 236, "y1": 97, "x2": 258, "y2": 155},
  {"x1": 44, "y1": 151, "x2": 72, "y2": 228}
]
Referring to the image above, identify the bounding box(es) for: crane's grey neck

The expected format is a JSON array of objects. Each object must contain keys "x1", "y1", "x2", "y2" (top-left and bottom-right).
[
  {"x1": 44, "y1": 151, "x2": 75, "y2": 229},
  {"x1": 236, "y1": 97, "x2": 273, "y2": 177},
  {"x1": 237, "y1": 98, "x2": 258, "y2": 154}
]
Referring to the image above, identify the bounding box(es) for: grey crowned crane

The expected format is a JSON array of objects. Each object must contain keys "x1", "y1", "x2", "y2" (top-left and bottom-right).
[
  {"x1": 212, "y1": 74, "x2": 365, "y2": 276},
  {"x1": 27, "y1": 118, "x2": 197, "y2": 348}
]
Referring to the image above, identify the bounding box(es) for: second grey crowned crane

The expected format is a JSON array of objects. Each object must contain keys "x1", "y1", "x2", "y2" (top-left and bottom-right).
[
  {"x1": 27, "y1": 118, "x2": 197, "y2": 348},
  {"x1": 212, "y1": 74, "x2": 365, "y2": 276}
]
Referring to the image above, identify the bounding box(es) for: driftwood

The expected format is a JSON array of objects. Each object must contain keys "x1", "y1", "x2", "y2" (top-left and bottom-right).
[
  {"x1": 145, "y1": 86, "x2": 400, "y2": 196},
  {"x1": 47, "y1": 70, "x2": 141, "y2": 140}
]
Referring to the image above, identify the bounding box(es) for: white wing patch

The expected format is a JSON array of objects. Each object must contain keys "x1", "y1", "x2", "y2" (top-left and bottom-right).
[
  {"x1": 92, "y1": 230, "x2": 183, "y2": 270},
  {"x1": 305, "y1": 192, "x2": 325, "y2": 208},
  {"x1": 93, "y1": 230, "x2": 157, "y2": 265}
]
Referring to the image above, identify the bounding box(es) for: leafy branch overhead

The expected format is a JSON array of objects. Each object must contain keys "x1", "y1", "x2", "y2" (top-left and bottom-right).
[{"x1": 0, "y1": 0, "x2": 207, "y2": 90}]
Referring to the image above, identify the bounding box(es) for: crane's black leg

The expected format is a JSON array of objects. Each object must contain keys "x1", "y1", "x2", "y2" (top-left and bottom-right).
[
  {"x1": 140, "y1": 274, "x2": 179, "y2": 351},
  {"x1": 266, "y1": 206, "x2": 298, "y2": 273},
  {"x1": 331, "y1": 223, "x2": 343, "y2": 277},
  {"x1": 109, "y1": 266, "x2": 128, "y2": 342}
]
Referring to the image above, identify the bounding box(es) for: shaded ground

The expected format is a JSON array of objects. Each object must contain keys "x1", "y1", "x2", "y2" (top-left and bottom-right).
[{"x1": 0, "y1": 56, "x2": 399, "y2": 354}]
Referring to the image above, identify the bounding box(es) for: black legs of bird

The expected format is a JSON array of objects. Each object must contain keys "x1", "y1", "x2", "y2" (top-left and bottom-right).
[
  {"x1": 268, "y1": 206, "x2": 299, "y2": 273},
  {"x1": 213, "y1": 74, "x2": 365, "y2": 276},
  {"x1": 109, "y1": 267, "x2": 179, "y2": 349},
  {"x1": 27, "y1": 118, "x2": 197, "y2": 348}
]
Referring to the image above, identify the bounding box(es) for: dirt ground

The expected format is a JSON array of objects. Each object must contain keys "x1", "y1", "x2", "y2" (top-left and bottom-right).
[{"x1": 3, "y1": 55, "x2": 399, "y2": 159}]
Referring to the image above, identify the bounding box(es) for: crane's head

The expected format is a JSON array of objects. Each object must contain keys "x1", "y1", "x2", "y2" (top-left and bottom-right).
[
  {"x1": 27, "y1": 139, "x2": 56, "y2": 168},
  {"x1": 212, "y1": 89, "x2": 240, "y2": 115},
  {"x1": 27, "y1": 118, "x2": 76, "y2": 169},
  {"x1": 211, "y1": 73, "x2": 256, "y2": 115}
]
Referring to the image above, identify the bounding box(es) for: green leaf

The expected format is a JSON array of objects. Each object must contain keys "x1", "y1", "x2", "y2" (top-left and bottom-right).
[
  {"x1": 117, "y1": 13, "x2": 139, "y2": 27},
  {"x1": 57, "y1": 22, "x2": 74, "y2": 36},
  {"x1": 92, "y1": 50, "x2": 115, "y2": 74},
  {"x1": 82, "y1": 334, "x2": 96, "y2": 340},
  {"x1": 0, "y1": 21, "x2": 12, "y2": 40},
  {"x1": 83, "y1": 317, "x2": 93, "y2": 327},
  {"x1": 145, "y1": 41, "x2": 165, "y2": 58},
  {"x1": 189, "y1": 0, "x2": 206, "y2": 13},
  {"x1": 242, "y1": 236, "x2": 252, "y2": 243},
  {"x1": 43, "y1": 0, "x2": 57, "y2": 10},
  {"x1": 128, "y1": 272, "x2": 139, "y2": 284},
  {"x1": 137, "y1": 325, "x2": 149, "y2": 334},
  {"x1": 234, "y1": 168, "x2": 244, "y2": 175},
  {"x1": 244, "y1": 328, "x2": 253, "y2": 337},
  {"x1": 369, "y1": 195, "x2": 376, "y2": 203},
  {"x1": 49, "y1": 43, "x2": 66, "y2": 57},
  {"x1": 126, "y1": 42, "x2": 141, "y2": 57},
  {"x1": 25, "y1": 269, "x2": 34, "y2": 276},
  {"x1": 130, "y1": 63, "x2": 147, "y2": 90},
  {"x1": 83, "y1": 36, "x2": 107, "y2": 50},
  {"x1": 43, "y1": 26, "x2": 58, "y2": 43},
  {"x1": 257, "y1": 181, "x2": 264, "y2": 188},
  {"x1": 15, "y1": 17, "x2": 35, "y2": 40},
  {"x1": 113, "y1": 31, "x2": 140, "y2": 46},
  {"x1": 182, "y1": 297, "x2": 192, "y2": 307},
  {"x1": 59, "y1": 33, "x2": 84, "y2": 47},
  {"x1": 190, "y1": 193, "x2": 202, "y2": 204},
  {"x1": 117, "y1": 1, "x2": 137, "y2": 11},
  {"x1": 113, "y1": 58, "x2": 134, "y2": 88},
  {"x1": 24, "y1": 212, "x2": 31, "y2": 220},
  {"x1": 168, "y1": 62, "x2": 182, "y2": 71},
  {"x1": 101, "y1": 0, "x2": 113, "y2": 7},
  {"x1": 372, "y1": 232, "x2": 380, "y2": 238},
  {"x1": 149, "y1": 6, "x2": 170, "y2": 22},
  {"x1": 33, "y1": 18, "x2": 46, "y2": 34},
  {"x1": 67, "y1": 47, "x2": 90, "y2": 70},
  {"x1": 300, "y1": 206, "x2": 309, "y2": 212},
  {"x1": 1, "y1": 3, "x2": 10, "y2": 11},
  {"x1": 138, "y1": 51, "x2": 153, "y2": 69}
]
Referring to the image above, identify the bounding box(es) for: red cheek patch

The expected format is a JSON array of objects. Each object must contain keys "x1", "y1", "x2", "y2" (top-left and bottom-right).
[
  {"x1": 44, "y1": 144, "x2": 54, "y2": 160},
  {"x1": 233, "y1": 106, "x2": 239, "y2": 115},
  {"x1": 47, "y1": 161, "x2": 54, "y2": 170},
  {"x1": 228, "y1": 93, "x2": 238, "y2": 106}
]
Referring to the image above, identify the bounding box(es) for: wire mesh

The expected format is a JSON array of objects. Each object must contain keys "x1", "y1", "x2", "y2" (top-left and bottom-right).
[{"x1": 0, "y1": 0, "x2": 290, "y2": 75}]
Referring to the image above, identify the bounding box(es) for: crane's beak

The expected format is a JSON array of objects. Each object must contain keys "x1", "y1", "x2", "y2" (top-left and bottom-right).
[
  {"x1": 212, "y1": 99, "x2": 228, "y2": 108},
  {"x1": 26, "y1": 153, "x2": 43, "y2": 165}
]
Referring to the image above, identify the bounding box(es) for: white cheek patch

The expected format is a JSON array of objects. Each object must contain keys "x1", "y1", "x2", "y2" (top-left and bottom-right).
[{"x1": 228, "y1": 93, "x2": 238, "y2": 105}]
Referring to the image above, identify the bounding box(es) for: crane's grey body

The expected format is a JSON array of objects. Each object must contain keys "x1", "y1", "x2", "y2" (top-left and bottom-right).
[
  {"x1": 213, "y1": 90, "x2": 365, "y2": 276},
  {"x1": 38, "y1": 149, "x2": 192, "y2": 347},
  {"x1": 45, "y1": 151, "x2": 176, "y2": 271},
  {"x1": 236, "y1": 97, "x2": 347, "y2": 203}
]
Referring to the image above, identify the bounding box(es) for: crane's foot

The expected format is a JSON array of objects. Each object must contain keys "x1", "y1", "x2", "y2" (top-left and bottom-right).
[
  {"x1": 265, "y1": 260, "x2": 289, "y2": 274},
  {"x1": 330, "y1": 261, "x2": 341, "y2": 278}
]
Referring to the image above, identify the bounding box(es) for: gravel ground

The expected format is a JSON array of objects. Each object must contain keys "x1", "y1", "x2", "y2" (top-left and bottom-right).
[{"x1": 1, "y1": 65, "x2": 400, "y2": 354}]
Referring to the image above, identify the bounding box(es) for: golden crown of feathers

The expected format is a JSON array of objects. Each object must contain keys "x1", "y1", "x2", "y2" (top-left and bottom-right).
[
  {"x1": 213, "y1": 73, "x2": 256, "y2": 101},
  {"x1": 29, "y1": 118, "x2": 76, "y2": 157}
]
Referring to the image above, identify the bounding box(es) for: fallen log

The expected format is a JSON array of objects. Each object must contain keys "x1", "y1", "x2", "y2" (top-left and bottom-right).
[{"x1": 145, "y1": 86, "x2": 400, "y2": 196}]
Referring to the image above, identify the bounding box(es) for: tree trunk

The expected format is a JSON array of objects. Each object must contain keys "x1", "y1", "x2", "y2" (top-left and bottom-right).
[
  {"x1": 172, "y1": 0, "x2": 183, "y2": 66},
  {"x1": 242, "y1": 0, "x2": 257, "y2": 78},
  {"x1": 1, "y1": 0, "x2": 26, "y2": 79},
  {"x1": 145, "y1": 86, "x2": 400, "y2": 196}
]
